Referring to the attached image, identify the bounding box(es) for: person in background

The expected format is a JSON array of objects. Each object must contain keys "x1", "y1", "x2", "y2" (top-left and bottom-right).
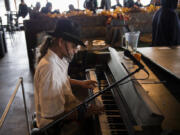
[
  {"x1": 124, "y1": 0, "x2": 135, "y2": 8},
  {"x1": 116, "y1": 0, "x2": 122, "y2": 7},
  {"x1": 33, "y1": 2, "x2": 41, "y2": 12},
  {"x1": 41, "y1": 2, "x2": 52, "y2": 14},
  {"x1": 100, "y1": 0, "x2": 111, "y2": 10},
  {"x1": 134, "y1": 0, "x2": 143, "y2": 7},
  {"x1": 34, "y1": 19, "x2": 102, "y2": 134},
  {"x1": 18, "y1": 0, "x2": 28, "y2": 18},
  {"x1": 68, "y1": 4, "x2": 79, "y2": 13},
  {"x1": 112, "y1": 0, "x2": 122, "y2": 9},
  {"x1": 29, "y1": 2, "x2": 41, "y2": 19},
  {"x1": 151, "y1": 0, "x2": 161, "y2": 6},
  {"x1": 152, "y1": 0, "x2": 180, "y2": 46},
  {"x1": 69, "y1": 4, "x2": 76, "y2": 11},
  {"x1": 41, "y1": 2, "x2": 60, "y2": 14},
  {"x1": 84, "y1": 0, "x2": 98, "y2": 13}
]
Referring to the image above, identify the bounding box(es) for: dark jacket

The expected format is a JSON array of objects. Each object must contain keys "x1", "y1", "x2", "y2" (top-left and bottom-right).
[
  {"x1": 152, "y1": 0, "x2": 180, "y2": 46},
  {"x1": 18, "y1": 3, "x2": 28, "y2": 18},
  {"x1": 41, "y1": 7, "x2": 51, "y2": 14},
  {"x1": 134, "y1": 1, "x2": 143, "y2": 7},
  {"x1": 124, "y1": 0, "x2": 134, "y2": 8}
]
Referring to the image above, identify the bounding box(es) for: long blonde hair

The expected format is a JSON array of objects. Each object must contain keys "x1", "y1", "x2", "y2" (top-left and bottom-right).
[{"x1": 37, "y1": 36, "x2": 53, "y2": 63}]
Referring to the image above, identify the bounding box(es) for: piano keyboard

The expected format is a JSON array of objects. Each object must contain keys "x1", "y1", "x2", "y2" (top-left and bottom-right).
[{"x1": 86, "y1": 69, "x2": 129, "y2": 135}]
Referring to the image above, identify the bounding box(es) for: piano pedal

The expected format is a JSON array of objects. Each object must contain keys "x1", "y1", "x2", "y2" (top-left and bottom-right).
[{"x1": 32, "y1": 118, "x2": 37, "y2": 128}]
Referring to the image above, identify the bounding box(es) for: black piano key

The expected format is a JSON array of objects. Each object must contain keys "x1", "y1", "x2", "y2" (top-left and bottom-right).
[
  {"x1": 104, "y1": 105, "x2": 118, "y2": 110},
  {"x1": 87, "y1": 70, "x2": 129, "y2": 135},
  {"x1": 103, "y1": 100, "x2": 116, "y2": 104},
  {"x1": 109, "y1": 124, "x2": 126, "y2": 129},
  {"x1": 101, "y1": 95, "x2": 114, "y2": 100},
  {"x1": 107, "y1": 117, "x2": 123, "y2": 123},
  {"x1": 111, "y1": 130, "x2": 128, "y2": 135},
  {"x1": 105, "y1": 111, "x2": 120, "y2": 115},
  {"x1": 102, "y1": 91, "x2": 113, "y2": 95},
  {"x1": 104, "y1": 91, "x2": 112, "y2": 94}
]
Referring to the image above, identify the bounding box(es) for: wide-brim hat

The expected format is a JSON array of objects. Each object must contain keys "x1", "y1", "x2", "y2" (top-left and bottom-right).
[{"x1": 48, "y1": 18, "x2": 85, "y2": 47}]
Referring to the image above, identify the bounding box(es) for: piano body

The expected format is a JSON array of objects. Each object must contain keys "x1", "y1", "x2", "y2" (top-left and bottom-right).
[{"x1": 69, "y1": 47, "x2": 180, "y2": 135}]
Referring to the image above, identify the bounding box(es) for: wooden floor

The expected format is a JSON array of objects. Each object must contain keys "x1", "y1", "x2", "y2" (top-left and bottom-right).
[{"x1": 0, "y1": 31, "x2": 34, "y2": 135}]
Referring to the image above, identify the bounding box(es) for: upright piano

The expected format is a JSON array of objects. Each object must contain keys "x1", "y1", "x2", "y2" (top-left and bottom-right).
[{"x1": 69, "y1": 47, "x2": 180, "y2": 135}]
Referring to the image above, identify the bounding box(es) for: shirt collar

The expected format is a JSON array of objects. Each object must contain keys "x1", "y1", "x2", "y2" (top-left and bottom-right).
[{"x1": 47, "y1": 49, "x2": 69, "y2": 67}]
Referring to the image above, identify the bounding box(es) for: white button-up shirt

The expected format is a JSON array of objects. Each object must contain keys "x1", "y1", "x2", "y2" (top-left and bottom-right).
[{"x1": 34, "y1": 49, "x2": 79, "y2": 128}]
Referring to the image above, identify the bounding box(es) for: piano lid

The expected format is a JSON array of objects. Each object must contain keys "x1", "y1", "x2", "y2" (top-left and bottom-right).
[{"x1": 107, "y1": 47, "x2": 164, "y2": 127}]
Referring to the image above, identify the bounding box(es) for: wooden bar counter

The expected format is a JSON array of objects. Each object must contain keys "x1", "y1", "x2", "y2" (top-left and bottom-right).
[{"x1": 138, "y1": 46, "x2": 180, "y2": 79}]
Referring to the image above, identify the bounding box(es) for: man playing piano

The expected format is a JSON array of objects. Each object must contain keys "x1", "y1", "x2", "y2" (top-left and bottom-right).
[{"x1": 34, "y1": 19, "x2": 102, "y2": 134}]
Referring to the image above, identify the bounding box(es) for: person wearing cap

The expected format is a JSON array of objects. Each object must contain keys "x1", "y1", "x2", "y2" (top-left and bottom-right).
[
  {"x1": 34, "y1": 19, "x2": 102, "y2": 134},
  {"x1": 152, "y1": 0, "x2": 180, "y2": 46}
]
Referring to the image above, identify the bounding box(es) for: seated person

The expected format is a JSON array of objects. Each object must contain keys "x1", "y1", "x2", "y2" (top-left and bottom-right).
[
  {"x1": 67, "y1": 4, "x2": 79, "y2": 13},
  {"x1": 41, "y1": 2, "x2": 52, "y2": 14},
  {"x1": 41, "y1": 2, "x2": 60, "y2": 14},
  {"x1": 34, "y1": 19, "x2": 102, "y2": 134},
  {"x1": 29, "y1": 2, "x2": 41, "y2": 19},
  {"x1": 69, "y1": 4, "x2": 76, "y2": 11},
  {"x1": 151, "y1": 0, "x2": 161, "y2": 6},
  {"x1": 33, "y1": 2, "x2": 41, "y2": 12},
  {"x1": 152, "y1": 0, "x2": 180, "y2": 46},
  {"x1": 124, "y1": 0, "x2": 135, "y2": 8}
]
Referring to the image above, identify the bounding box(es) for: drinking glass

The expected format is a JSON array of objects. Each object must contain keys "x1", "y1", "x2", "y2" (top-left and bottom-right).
[{"x1": 124, "y1": 31, "x2": 140, "y2": 53}]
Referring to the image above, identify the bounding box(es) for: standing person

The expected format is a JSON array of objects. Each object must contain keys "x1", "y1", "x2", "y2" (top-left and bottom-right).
[
  {"x1": 152, "y1": 0, "x2": 180, "y2": 46},
  {"x1": 18, "y1": 0, "x2": 28, "y2": 18},
  {"x1": 84, "y1": 0, "x2": 98, "y2": 13},
  {"x1": 34, "y1": 19, "x2": 102, "y2": 134},
  {"x1": 100, "y1": 0, "x2": 111, "y2": 10}
]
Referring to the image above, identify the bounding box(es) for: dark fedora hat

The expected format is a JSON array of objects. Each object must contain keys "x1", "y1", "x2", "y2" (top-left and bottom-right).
[{"x1": 48, "y1": 18, "x2": 85, "y2": 47}]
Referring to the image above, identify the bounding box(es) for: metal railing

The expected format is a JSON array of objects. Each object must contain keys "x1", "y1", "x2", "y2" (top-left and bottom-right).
[{"x1": 0, "y1": 77, "x2": 30, "y2": 135}]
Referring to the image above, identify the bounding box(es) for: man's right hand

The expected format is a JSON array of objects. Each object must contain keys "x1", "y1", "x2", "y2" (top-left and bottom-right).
[{"x1": 87, "y1": 104, "x2": 104, "y2": 116}]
